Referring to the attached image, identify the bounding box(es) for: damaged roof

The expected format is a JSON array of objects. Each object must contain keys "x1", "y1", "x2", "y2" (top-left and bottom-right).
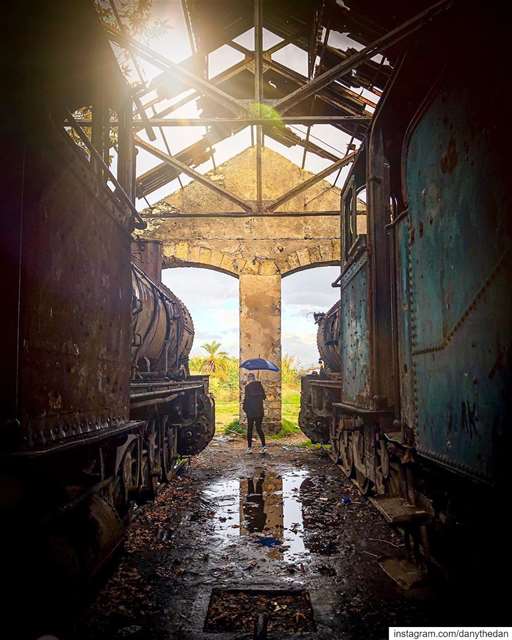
[{"x1": 97, "y1": 0, "x2": 449, "y2": 202}]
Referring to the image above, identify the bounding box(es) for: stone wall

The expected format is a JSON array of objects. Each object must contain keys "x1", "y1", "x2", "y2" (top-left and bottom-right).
[{"x1": 160, "y1": 146, "x2": 342, "y2": 213}]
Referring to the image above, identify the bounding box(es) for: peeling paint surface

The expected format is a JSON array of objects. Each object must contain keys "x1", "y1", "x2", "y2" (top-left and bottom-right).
[
  {"x1": 339, "y1": 254, "x2": 371, "y2": 407},
  {"x1": 405, "y1": 84, "x2": 512, "y2": 481},
  {"x1": 19, "y1": 143, "x2": 132, "y2": 447}
]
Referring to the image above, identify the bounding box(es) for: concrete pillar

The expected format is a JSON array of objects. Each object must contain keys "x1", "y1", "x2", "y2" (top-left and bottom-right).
[{"x1": 239, "y1": 274, "x2": 281, "y2": 434}]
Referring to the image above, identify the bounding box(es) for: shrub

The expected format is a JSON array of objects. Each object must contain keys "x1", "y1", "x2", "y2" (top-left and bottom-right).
[
  {"x1": 224, "y1": 419, "x2": 246, "y2": 436},
  {"x1": 269, "y1": 418, "x2": 302, "y2": 439}
]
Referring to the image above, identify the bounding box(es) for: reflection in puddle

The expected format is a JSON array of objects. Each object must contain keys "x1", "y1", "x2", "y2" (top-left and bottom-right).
[
  {"x1": 283, "y1": 471, "x2": 308, "y2": 558},
  {"x1": 204, "y1": 479, "x2": 240, "y2": 539},
  {"x1": 241, "y1": 474, "x2": 271, "y2": 534},
  {"x1": 204, "y1": 470, "x2": 309, "y2": 560}
]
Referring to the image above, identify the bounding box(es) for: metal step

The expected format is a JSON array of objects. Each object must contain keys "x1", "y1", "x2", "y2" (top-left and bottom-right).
[
  {"x1": 369, "y1": 496, "x2": 430, "y2": 525},
  {"x1": 379, "y1": 557, "x2": 427, "y2": 590}
]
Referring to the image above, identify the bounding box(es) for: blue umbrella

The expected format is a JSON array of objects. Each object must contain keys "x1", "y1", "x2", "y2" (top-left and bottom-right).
[{"x1": 240, "y1": 358, "x2": 280, "y2": 372}]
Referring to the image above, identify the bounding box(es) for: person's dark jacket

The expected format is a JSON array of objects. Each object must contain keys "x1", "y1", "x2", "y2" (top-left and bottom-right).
[{"x1": 243, "y1": 381, "x2": 266, "y2": 418}]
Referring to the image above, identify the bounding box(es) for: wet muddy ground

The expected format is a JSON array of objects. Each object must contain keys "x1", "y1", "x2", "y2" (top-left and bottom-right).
[{"x1": 76, "y1": 436, "x2": 462, "y2": 639}]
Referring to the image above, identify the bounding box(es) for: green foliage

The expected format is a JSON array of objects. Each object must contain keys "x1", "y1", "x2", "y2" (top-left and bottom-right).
[
  {"x1": 200, "y1": 340, "x2": 229, "y2": 374},
  {"x1": 190, "y1": 341, "x2": 306, "y2": 437},
  {"x1": 281, "y1": 355, "x2": 301, "y2": 385},
  {"x1": 191, "y1": 348, "x2": 239, "y2": 403},
  {"x1": 191, "y1": 341, "x2": 232, "y2": 382},
  {"x1": 94, "y1": 0, "x2": 161, "y2": 37},
  {"x1": 224, "y1": 419, "x2": 245, "y2": 436},
  {"x1": 248, "y1": 102, "x2": 284, "y2": 129},
  {"x1": 269, "y1": 418, "x2": 301, "y2": 440},
  {"x1": 94, "y1": 0, "x2": 170, "y2": 86},
  {"x1": 296, "y1": 439, "x2": 331, "y2": 450},
  {"x1": 215, "y1": 400, "x2": 238, "y2": 432}
]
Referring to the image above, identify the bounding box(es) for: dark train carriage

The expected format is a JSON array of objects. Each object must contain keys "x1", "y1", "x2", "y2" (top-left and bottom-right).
[
  {"x1": 1, "y1": 2, "x2": 214, "y2": 618},
  {"x1": 399, "y1": 65, "x2": 512, "y2": 485},
  {"x1": 299, "y1": 301, "x2": 342, "y2": 445},
  {"x1": 130, "y1": 239, "x2": 215, "y2": 478},
  {"x1": 313, "y1": 2, "x2": 511, "y2": 573},
  {"x1": 1, "y1": 0, "x2": 143, "y2": 584}
]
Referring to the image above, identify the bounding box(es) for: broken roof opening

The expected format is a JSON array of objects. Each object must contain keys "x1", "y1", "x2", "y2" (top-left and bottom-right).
[
  {"x1": 82, "y1": 0, "x2": 435, "y2": 213},
  {"x1": 233, "y1": 26, "x2": 285, "y2": 51}
]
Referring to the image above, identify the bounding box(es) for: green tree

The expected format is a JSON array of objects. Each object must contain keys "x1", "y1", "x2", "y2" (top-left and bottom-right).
[
  {"x1": 200, "y1": 341, "x2": 229, "y2": 377},
  {"x1": 281, "y1": 354, "x2": 300, "y2": 385}
]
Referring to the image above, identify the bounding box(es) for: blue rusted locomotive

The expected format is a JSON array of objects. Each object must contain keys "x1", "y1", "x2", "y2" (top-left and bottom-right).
[
  {"x1": 300, "y1": 4, "x2": 511, "y2": 570},
  {"x1": 1, "y1": 1, "x2": 214, "y2": 615}
]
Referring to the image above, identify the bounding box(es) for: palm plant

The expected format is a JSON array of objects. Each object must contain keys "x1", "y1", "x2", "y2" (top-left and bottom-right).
[{"x1": 200, "y1": 340, "x2": 229, "y2": 376}]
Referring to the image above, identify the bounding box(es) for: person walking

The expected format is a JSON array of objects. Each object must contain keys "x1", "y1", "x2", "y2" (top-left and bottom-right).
[{"x1": 243, "y1": 373, "x2": 267, "y2": 454}]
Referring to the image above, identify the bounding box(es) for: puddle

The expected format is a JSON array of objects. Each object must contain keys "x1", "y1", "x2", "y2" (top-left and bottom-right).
[
  {"x1": 204, "y1": 478, "x2": 240, "y2": 539},
  {"x1": 204, "y1": 470, "x2": 309, "y2": 560}
]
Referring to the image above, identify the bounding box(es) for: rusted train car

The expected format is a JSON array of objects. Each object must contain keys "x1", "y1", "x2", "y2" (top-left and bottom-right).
[
  {"x1": 130, "y1": 239, "x2": 215, "y2": 481},
  {"x1": 300, "y1": 4, "x2": 511, "y2": 573},
  {"x1": 1, "y1": 1, "x2": 214, "y2": 617},
  {"x1": 299, "y1": 301, "x2": 341, "y2": 445}
]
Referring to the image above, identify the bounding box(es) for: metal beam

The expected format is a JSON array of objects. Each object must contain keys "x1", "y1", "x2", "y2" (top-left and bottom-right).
[
  {"x1": 117, "y1": 100, "x2": 136, "y2": 201},
  {"x1": 140, "y1": 41, "x2": 374, "y2": 124},
  {"x1": 64, "y1": 111, "x2": 146, "y2": 229},
  {"x1": 138, "y1": 57, "x2": 252, "y2": 130},
  {"x1": 181, "y1": 0, "x2": 197, "y2": 55},
  {"x1": 266, "y1": 151, "x2": 356, "y2": 212},
  {"x1": 74, "y1": 115, "x2": 370, "y2": 127},
  {"x1": 275, "y1": 0, "x2": 451, "y2": 113},
  {"x1": 265, "y1": 58, "x2": 369, "y2": 118},
  {"x1": 254, "y1": 0, "x2": 264, "y2": 212},
  {"x1": 141, "y1": 210, "x2": 341, "y2": 218},
  {"x1": 135, "y1": 118, "x2": 341, "y2": 198},
  {"x1": 107, "y1": 0, "x2": 157, "y2": 141},
  {"x1": 134, "y1": 136, "x2": 254, "y2": 212},
  {"x1": 107, "y1": 28, "x2": 246, "y2": 117}
]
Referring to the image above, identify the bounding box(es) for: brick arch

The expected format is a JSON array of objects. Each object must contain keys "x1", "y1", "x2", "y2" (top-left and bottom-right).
[
  {"x1": 282, "y1": 260, "x2": 339, "y2": 278},
  {"x1": 162, "y1": 254, "x2": 239, "y2": 279},
  {"x1": 279, "y1": 241, "x2": 340, "y2": 276},
  {"x1": 161, "y1": 242, "x2": 239, "y2": 277},
  {"x1": 160, "y1": 239, "x2": 340, "y2": 278}
]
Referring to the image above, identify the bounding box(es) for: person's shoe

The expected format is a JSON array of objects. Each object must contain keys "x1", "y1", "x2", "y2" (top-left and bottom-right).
[
  {"x1": 260, "y1": 446, "x2": 267, "y2": 454},
  {"x1": 246, "y1": 447, "x2": 253, "y2": 454}
]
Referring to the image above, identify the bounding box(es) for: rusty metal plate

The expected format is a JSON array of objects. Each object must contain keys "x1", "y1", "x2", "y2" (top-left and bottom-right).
[
  {"x1": 18, "y1": 136, "x2": 133, "y2": 449},
  {"x1": 339, "y1": 252, "x2": 371, "y2": 408},
  {"x1": 405, "y1": 83, "x2": 512, "y2": 483},
  {"x1": 395, "y1": 217, "x2": 415, "y2": 431}
]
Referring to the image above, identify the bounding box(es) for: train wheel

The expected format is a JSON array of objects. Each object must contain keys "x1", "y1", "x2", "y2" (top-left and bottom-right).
[
  {"x1": 329, "y1": 419, "x2": 340, "y2": 464},
  {"x1": 338, "y1": 431, "x2": 354, "y2": 477},
  {"x1": 177, "y1": 393, "x2": 215, "y2": 456},
  {"x1": 352, "y1": 431, "x2": 371, "y2": 495},
  {"x1": 124, "y1": 439, "x2": 142, "y2": 497},
  {"x1": 112, "y1": 438, "x2": 141, "y2": 514},
  {"x1": 161, "y1": 420, "x2": 178, "y2": 481},
  {"x1": 141, "y1": 422, "x2": 158, "y2": 499},
  {"x1": 374, "y1": 439, "x2": 390, "y2": 495}
]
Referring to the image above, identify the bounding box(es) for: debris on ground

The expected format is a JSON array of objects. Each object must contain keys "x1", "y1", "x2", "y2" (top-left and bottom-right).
[
  {"x1": 204, "y1": 589, "x2": 316, "y2": 633},
  {"x1": 77, "y1": 436, "x2": 448, "y2": 640}
]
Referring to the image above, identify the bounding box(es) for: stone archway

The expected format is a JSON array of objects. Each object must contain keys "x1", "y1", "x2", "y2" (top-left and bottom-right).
[
  {"x1": 160, "y1": 239, "x2": 340, "y2": 433},
  {"x1": 160, "y1": 238, "x2": 340, "y2": 278},
  {"x1": 139, "y1": 147, "x2": 342, "y2": 432}
]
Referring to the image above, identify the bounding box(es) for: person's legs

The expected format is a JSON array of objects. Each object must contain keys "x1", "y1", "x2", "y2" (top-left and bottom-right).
[
  {"x1": 255, "y1": 416, "x2": 265, "y2": 447},
  {"x1": 247, "y1": 416, "x2": 255, "y2": 449}
]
